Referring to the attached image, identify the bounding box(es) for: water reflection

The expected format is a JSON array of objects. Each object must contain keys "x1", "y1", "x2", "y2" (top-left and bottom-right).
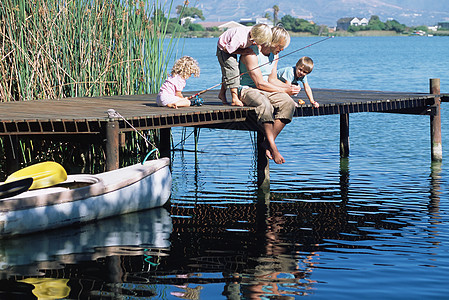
[
  {"x1": 428, "y1": 161, "x2": 442, "y2": 215},
  {"x1": 165, "y1": 157, "x2": 351, "y2": 298},
  {"x1": 0, "y1": 158, "x2": 447, "y2": 299},
  {"x1": 0, "y1": 208, "x2": 172, "y2": 278},
  {"x1": 17, "y1": 278, "x2": 70, "y2": 300}
]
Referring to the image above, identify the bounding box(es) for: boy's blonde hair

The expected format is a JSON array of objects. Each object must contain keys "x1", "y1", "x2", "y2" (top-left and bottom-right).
[
  {"x1": 171, "y1": 56, "x2": 200, "y2": 79},
  {"x1": 296, "y1": 56, "x2": 314, "y2": 73},
  {"x1": 271, "y1": 26, "x2": 290, "y2": 49},
  {"x1": 250, "y1": 24, "x2": 272, "y2": 46}
]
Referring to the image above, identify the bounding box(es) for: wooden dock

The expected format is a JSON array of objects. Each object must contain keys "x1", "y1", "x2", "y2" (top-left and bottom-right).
[{"x1": 0, "y1": 79, "x2": 444, "y2": 190}]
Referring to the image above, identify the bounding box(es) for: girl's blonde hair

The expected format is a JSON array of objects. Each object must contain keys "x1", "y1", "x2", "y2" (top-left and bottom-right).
[
  {"x1": 171, "y1": 56, "x2": 200, "y2": 79},
  {"x1": 271, "y1": 26, "x2": 290, "y2": 49},
  {"x1": 250, "y1": 24, "x2": 272, "y2": 46},
  {"x1": 296, "y1": 56, "x2": 314, "y2": 73}
]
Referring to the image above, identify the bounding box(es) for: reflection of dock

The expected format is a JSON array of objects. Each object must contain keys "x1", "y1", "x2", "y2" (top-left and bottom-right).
[{"x1": 0, "y1": 79, "x2": 444, "y2": 189}]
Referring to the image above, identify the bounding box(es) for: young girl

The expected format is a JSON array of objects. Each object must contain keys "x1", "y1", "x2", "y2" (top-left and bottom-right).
[
  {"x1": 157, "y1": 56, "x2": 201, "y2": 109},
  {"x1": 216, "y1": 23, "x2": 272, "y2": 106}
]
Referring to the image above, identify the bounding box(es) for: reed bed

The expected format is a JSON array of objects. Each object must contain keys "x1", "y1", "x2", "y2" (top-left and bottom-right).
[{"x1": 0, "y1": 0, "x2": 183, "y2": 176}]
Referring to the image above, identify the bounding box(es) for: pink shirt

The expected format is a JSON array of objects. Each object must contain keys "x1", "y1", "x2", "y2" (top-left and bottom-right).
[
  {"x1": 217, "y1": 27, "x2": 252, "y2": 54},
  {"x1": 159, "y1": 74, "x2": 186, "y2": 96},
  {"x1": 157, "y1": 74, "x2": 186, "y2": 106}
]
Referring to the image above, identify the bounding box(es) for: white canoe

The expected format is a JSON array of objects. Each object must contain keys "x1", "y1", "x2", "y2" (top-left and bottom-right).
[{"x1": 0, "y1": 158, "x2": 172, "y2": 238}]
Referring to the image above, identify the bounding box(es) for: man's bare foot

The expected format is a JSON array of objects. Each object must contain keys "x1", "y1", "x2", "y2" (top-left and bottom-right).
[
  {"x1": 261, "y1": 140, "x2": 273, "y2": 159},
  {"x1": 265, "y1": 148, "x2": 273, "y2": 160},
  {"x1": 231, "y1": 98, "x2": 244, "y2": 106},
  {"x1": 263, "y1": 140, "x2": 285, "y2": 164},
  {"x1": 271, "y1": 148, "x2": 285, "y2": 164}
]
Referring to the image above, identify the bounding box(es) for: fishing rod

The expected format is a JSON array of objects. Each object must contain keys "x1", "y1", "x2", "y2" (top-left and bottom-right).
[{"x1": 188, "y1": 35, "x2": 334, "y2": 100}]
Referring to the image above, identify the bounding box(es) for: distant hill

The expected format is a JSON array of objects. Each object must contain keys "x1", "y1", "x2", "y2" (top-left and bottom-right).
[{"x1": 173, "y1": 0, "x2": 449, "y2": 26}]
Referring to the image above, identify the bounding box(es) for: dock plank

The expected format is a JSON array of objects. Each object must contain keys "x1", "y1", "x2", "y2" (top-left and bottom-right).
[{"x1": 0, "y1": 89, "x2": 437, "y2": 135}]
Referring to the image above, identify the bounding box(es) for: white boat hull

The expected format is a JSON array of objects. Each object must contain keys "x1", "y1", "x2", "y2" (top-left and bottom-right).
[{"x1": 0, "y1": 158, "x2": 171, "y2": 237}]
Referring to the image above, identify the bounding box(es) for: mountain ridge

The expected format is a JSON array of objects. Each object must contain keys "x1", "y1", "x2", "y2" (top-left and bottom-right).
[{"x1": 174, "y1": 0, "x2": 449, "y2": 26}]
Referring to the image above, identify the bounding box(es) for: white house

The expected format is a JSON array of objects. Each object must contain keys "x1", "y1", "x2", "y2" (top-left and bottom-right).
[
  {"x1": 239, "y1": 17, "x2": 274, "y2": 27},
  {"x1": 337, "y1": 17, "x2": 369, "y2": 31},
  {"x1": 196, "y1": 21, "x2": 245, "y2": 31},
  {"x1": 438, "y1": 21, "x2": 449, "y2": 29},
  {"x1": 180, "y1": 17, "x2": 196, "y2": 25}
]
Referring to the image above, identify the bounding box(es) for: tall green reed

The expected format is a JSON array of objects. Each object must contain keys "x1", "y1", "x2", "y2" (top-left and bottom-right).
[
  {"x1": 0, "y1": 0, "x2": 184, "y2": 174},
  {"x1": 1, "y1": 0, "x2": 183, "y2": 100}
]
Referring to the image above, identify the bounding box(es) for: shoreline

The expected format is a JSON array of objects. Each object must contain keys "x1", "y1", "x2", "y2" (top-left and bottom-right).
[{"x1": 182, "y1": 29, "x2": 449, "y2": 38}]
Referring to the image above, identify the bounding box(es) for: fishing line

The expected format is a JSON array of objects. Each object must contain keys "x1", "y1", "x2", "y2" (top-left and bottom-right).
[{"x1": 188, "y1": 35, "x2": 334, "y2": 100}]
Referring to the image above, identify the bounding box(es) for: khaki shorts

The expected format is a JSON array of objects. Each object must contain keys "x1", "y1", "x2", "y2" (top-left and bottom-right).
[
  {"x1": 216, "y1": 47, "x2": 240, "y2": 89},
  {"x1": 240, "y1": 88, "x2": 296, "y2": 123}
]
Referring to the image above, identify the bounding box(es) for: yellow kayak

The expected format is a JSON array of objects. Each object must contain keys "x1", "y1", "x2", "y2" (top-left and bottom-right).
[{"x1": 5, "y1": 161, "x2": 67, "y2": 190}]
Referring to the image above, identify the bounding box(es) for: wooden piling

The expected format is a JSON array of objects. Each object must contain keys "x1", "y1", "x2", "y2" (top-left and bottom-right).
[
  {"x1": 159, "y1": 128, "x2": 171, "y2": 158},
  {"x1": 105, "y1": 120, "x2": 119, "y2": 171},
  {"x1": 340, "y1": 113, "x2": 350, "y2": 158},
  {"x1": 257, "y1": 131, "x2": 270, "y2": 193},
  {"x1": 430, "y1": 78, "x2": 442, "y2": 161}
]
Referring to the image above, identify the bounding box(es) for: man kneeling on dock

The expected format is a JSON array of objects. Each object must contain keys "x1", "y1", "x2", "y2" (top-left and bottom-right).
[{"x1": 238, "y1": 26, "x2": 300, "y2": 164}]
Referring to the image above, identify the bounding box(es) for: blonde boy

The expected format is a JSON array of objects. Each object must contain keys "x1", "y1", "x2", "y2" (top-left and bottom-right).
[{"x1": 277, "y1": 56, "x2": 319, "y2": 108}]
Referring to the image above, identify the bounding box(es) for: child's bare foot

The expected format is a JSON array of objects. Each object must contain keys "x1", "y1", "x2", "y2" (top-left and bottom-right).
[
  {"x1": 167, "y1": 103, "x2": 178, "y2": 109},
  {"x1": 229, "y1": 88, "x2": 242, "y2": 106},
  {"x1": 219, "y1": 97, "x2": 229, "y2": 105},
  {"x1": 218, "y1": 92, "x2": 228, "y2": 105},
  {"x1": 231, "y1": 98, "x2": 244, "y2": 106}
]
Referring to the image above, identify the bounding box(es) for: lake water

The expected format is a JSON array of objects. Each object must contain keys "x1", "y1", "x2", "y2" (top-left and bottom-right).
[{"x1": 1, "y1": 36, "x2": 448, "y2": 299}]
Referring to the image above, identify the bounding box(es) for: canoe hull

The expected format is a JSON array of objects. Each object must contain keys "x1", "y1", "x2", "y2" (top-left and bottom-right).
[{"x1": 0, "y1": 158, "x2": 171, "y2": 238}]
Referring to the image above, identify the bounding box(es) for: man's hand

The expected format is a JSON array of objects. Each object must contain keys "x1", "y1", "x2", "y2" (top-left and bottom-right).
[{"x1": 286, "y1": 84, "x2": 301, "y2": 96}]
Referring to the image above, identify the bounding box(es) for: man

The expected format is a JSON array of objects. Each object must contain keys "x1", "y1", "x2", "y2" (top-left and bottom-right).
[{"x1": 239, "y1": 26, "x2": 301, "y2": 164}]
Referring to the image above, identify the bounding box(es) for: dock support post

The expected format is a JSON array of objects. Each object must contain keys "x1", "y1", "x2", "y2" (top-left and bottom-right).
[
  {"x1": 159, "y1": 128, "x2": 171, "y2": 158},
  {"x1": 257, "y1": 131, "x2": 270, "y2": 195},
  {"x1": 106, "y1": 120, "x2": 119, "y2": 171},
  {"x1": 430, "y1": 78, "x2": 442, "y2": 161},
  {"x1": 340, "y1": 113, "x2": 350, "y2": 158}
]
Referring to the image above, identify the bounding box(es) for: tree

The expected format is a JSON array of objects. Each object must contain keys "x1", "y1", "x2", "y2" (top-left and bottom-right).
[
  {"x1": 264, "y1": 12, "x2": 272, "y2": 21},
  {"x1": 188, "y1": 23, "x2": 205, "y2": 31},
  {"x1": 280, "y1": 15, "x2": 296, "y2": 31},
  {"x1": 368, "y1": 15, "x2": 386, "y2": 30},
  {"x1": 167, "y1": 17, "x2": 185, "y2": 33},
  {"x1": 273, "y1": 5, "x2": 279, "y2": 25},
  {"x1": 279, "y1": 15, "x2": 321, "y2": 34},
  {"x1": 176, "y1": 5, "x2": 205, "y2": 20},
  {"x1": 385, "y1": 20, "x2": 406, "y2": 33},
  {"x1": 181, "y1": 18, "x2": 205, "y2": 31},
  {"x1": 348, "y1": 25, "x2": 361, "y2": 32},
  {"x1": 413, "y1": 25, "x2": 429, "y2": 33}
]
